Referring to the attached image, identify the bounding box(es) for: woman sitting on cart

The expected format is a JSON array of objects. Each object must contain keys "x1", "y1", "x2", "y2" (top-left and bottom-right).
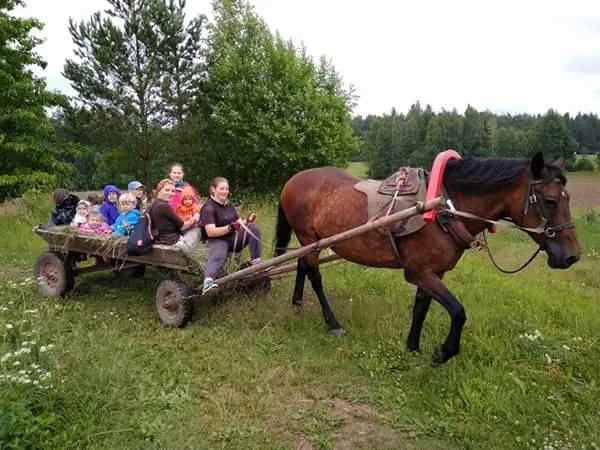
[
  {"x1": 200, "y1": 177, "x2": 262, "y2": 294},
  {"x1": 150, "y1": 179, "x2": 196, "y2": 246}
]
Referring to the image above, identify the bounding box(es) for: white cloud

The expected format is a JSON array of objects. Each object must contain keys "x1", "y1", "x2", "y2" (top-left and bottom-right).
[{"x1": 16, "y1": 0, "x2": 600, "y2": 116}]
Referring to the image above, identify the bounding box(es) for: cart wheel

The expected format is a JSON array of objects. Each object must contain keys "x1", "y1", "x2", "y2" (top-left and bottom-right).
[
  {"x1": 33, "y1": 252, "x2": 74, "y2": 298},
  {"x1": 155, "y1": 280, "x2": 194, "y2": 328}
]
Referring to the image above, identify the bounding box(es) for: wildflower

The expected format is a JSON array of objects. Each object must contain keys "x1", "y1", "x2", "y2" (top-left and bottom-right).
[
  {"x1": 13, "y1": 361, "x2": 20, "y2": 366},
  {"x1": 562, "y1": 345, "x2": 571, "y2": 351},
  {"x1": 24, "y1": 309, "x2": 38, "y2": 314},
  {"x1": 0, "y1": 352, "x2": 12, "y2": 363},
  {"x1": 39, "y1": 346, "x2": 47, "y2": 353},
  {"x1": 5, "y1": 323, "x2": 13, "y2": 329}
]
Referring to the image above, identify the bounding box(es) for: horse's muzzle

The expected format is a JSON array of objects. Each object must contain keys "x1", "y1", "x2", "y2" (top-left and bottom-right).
[{"x1": 548, "y1": 253, "x2": 580, "y2": 269}]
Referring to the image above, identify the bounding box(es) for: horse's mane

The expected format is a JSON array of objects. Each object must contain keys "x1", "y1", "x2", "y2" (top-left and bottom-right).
[
  {"x1": 443, "y1": 156, "x2": 529, "y2": 194},
  {"x1": 442, "y1": 156, "x2": 566, "y2": 195}
]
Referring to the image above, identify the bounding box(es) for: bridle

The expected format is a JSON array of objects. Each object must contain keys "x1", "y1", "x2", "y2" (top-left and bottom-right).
[
  {"x1": 442, "y1": 173, "x2": 576, "y2": 273},
  {"x1": 523, "y1": 178, "x2": 576, "y2": 239}
]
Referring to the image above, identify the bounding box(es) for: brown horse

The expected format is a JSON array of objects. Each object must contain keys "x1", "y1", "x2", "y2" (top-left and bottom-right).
[{"x1": 273, "y1": 152, "x2": 581, "y2": 366}]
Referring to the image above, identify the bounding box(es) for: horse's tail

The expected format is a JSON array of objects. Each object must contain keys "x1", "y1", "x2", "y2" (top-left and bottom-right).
[{"x1": 274, "y1": 202, "x2": 292, "y2": 257}]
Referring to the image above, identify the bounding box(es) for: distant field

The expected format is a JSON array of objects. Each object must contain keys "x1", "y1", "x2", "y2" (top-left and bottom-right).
[{"x1": 345, "y1": 161, "x2": 369, "y2": 178}]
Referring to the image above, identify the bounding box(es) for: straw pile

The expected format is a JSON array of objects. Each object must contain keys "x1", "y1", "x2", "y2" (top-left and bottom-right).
[{"x1": 52, "y1": 226, "x2": 129, "y2": 260}]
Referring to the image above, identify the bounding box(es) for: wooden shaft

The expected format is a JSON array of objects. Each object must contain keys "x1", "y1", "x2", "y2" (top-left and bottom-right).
[
  {"x1": 243, "y1": 253, "x2": 341, "y2": 280},
  {"x1": 211, "y1": 197, "x2": 441, "y2": 287}
]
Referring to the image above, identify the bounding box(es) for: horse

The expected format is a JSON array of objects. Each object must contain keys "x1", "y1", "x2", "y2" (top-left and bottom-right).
[{"x1": 273, "y1": 152, "x2": 581, "y2": 366}]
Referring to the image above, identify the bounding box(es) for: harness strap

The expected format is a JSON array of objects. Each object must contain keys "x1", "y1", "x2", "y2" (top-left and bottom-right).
[
  {"x1": 436, "y1": 212, "x2": 480, "y2": 250},
  {"x1": 439, "y1": 208, "x2": 548, "y2": 235}
]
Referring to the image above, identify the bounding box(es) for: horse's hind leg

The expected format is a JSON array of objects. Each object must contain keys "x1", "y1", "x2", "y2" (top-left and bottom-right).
[
  {"x1": 304, "y1": 255, "x2": 345, "y2": 336},
  {"x1": 292, "y1": 257, "x2": 309, "y2": 310},
  {"x1": 407, "y1": 271, "x2": 466, "y2": 366},
  {"x1": 406, "y1": 288, "x2": 432, "y2": 353}
]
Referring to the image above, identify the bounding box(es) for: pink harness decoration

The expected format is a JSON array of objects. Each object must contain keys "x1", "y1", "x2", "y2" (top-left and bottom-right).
[{"x1": 423, "y1": 149, "x2": 496, "y2": 233}]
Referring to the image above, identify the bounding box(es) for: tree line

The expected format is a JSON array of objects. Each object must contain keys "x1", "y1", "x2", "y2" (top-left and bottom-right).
[
  {"x1": 1, "y1": 0, "x2": 357, "y2": 201},
  {"x1": 1, "y1": 0, "x2": 599, "y2": 202},
  {"x1": 352, "y1": 104, "x2": 600, "y2": 179}
]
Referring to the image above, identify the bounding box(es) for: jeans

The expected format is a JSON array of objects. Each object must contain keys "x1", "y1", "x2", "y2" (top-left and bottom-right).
[
  {"x1": 173, "y1": 227, "x2": 201, "y2": 249},
  {"x1": 204, "y1": 223, "x2": 261, "y2": 279}
]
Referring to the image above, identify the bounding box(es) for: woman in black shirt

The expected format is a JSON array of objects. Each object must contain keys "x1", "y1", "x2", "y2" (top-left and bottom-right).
[
  {"x1": 200, "y1": 177, "x2": 262, "y2": 294},
  {"x1": 150, "y1": 179, "x2": 195, "y2": 245}
]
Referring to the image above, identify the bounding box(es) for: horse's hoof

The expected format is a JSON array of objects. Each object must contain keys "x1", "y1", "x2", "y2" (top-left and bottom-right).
[
  {"x1": 431, "y1": 346, "x2": 447, "y2": 367},
  {"x1": 407, "y1": 347, "x2": 421, "y2": 354},
  {"x1": 328, "y1": 328, "x2": 346, "y2": 337}
]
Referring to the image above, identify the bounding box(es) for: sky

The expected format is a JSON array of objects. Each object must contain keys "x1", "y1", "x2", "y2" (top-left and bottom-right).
[{"x1": 17, "y1": 0, "x2": 600, "y2": 117}]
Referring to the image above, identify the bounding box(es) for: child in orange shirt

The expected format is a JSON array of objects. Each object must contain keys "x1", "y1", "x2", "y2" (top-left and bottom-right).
[{"x1": 174, "y1": 186, "x2": 202, "y2": 247}]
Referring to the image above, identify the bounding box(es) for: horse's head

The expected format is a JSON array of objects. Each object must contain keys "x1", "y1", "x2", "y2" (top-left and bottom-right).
[{"x1": 514, "y1": 152, "x2": 581, "y2": 269}]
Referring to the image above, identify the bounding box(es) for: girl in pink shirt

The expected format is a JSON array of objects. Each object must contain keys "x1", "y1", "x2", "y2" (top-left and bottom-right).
[{"x1": 79, "y1": 211, "x2": 113, "y2": 235}]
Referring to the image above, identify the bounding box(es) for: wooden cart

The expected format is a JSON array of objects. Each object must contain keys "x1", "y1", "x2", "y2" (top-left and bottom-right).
[{"x1": 32, "y1": 197, "x2": 441, "y2": 328}]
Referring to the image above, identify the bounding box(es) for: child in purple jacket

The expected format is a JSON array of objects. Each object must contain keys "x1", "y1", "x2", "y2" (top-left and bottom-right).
[{"x1": 99, "y1": 184, "x2": 120, "y2": 226}]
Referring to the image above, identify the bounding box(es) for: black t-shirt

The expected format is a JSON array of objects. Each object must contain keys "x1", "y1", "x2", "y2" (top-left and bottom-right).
[
  {"x1": 200, "y1": 198, "x2": 239, "y2": 238},
  {"x1": 149, "y1": 200, "x2": 184, "y2": 245}
]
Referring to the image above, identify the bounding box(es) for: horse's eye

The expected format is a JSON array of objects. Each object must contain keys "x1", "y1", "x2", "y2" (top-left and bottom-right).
[{"x1": 544, "y1": 197, "x2": 558, "y2": 209}]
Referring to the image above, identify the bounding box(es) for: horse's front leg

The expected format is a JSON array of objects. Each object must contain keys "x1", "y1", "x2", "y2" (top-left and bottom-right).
[
  {"x1": 408, "y1": 270, "x2": 467, "y2": 366},
  {"x1": 406, "y1": 287, "x2": 432, "y2": 353}
]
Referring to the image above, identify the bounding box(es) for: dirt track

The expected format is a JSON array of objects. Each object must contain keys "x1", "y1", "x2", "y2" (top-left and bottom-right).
[{"x1": 566, "y1": 175, "x2": 600, "y2": 210}]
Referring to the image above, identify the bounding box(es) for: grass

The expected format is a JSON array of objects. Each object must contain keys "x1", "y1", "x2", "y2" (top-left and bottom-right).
[{"x1": 1, "y1": 192, "x2": 600, "y2": 449}]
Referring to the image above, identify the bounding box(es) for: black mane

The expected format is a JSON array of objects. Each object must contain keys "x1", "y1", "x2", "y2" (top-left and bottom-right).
[
  {"x1": 442, "y1": 156, "x2": 566, "y2": 195},
  {"x1": 443, "y1": 156, "x2": 528, "y2": 194}
]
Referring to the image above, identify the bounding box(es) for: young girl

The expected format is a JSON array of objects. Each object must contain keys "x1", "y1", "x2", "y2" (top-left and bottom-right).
[
  {"x1": 175, "y1": 186, "x2": 202, "y2": 247},
  {"x1": 168, "y1": 163, "x2": 200, "y2": 208},
  {"x1": 79, "y1": 211, "x2": 113, "y2": 235},
  {"x1": 112, "y1": 192, "x2": 141, "y2": 236},
  {"x1": 99, "y1": 184, "x2": 120, "y2": 226},
  {"x1": 71, "y1": 200, "x2": 91, "y2": 228}
]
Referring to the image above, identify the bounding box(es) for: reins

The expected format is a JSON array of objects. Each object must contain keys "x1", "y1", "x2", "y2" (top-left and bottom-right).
[{"x1": 481, "y1": 229, "x2": 542, "y2": 274}]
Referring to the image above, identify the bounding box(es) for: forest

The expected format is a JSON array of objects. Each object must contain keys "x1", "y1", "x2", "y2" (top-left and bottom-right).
[{"x1": 1, "y1": 0, "x2": 599, "y2": 201}]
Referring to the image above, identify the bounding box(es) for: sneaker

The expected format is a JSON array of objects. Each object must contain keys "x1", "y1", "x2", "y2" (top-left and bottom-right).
[{"x1": 202, "y1": 278, "x2": 218, "y2": 295}]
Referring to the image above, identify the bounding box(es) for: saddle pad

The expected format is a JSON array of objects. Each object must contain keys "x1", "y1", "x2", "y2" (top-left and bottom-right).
[{"x1": 353, "y1": 168, "x2": 428, "y2": 237}]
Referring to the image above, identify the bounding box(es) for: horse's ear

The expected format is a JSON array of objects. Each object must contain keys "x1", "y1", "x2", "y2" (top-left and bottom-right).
[
  {"x1": 530, "y1": 152, "x2": 545, "y2": 179},
  {"x1": 552, "y1": 158, "x2": 565, "y2": 169}
]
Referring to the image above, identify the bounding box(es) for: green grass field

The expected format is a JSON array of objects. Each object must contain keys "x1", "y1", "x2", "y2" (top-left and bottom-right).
[{"x1": 1, "y1": 187, "x2": 600, "y2": 449}]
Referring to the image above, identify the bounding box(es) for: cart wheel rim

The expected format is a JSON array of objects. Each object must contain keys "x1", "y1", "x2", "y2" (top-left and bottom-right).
[
  {"x1": 40, "y1": 261, "x2": 61, "y2": 290},
  {"x1": 160, "y1": 290, "x2": 180, "y2": 317}
]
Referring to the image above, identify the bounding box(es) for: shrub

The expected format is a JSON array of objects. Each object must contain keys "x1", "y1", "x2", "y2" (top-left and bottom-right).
[{"x1": 574, "y1": 157, "x2": 595, "y2": 172}]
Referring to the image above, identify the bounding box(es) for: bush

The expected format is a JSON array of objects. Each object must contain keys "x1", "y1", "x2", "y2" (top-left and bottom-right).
[{"x1": 574, "y1": 157, "x2": 595, "y2": 172}]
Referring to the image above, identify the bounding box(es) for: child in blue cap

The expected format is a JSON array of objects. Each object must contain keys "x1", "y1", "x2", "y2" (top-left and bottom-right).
[{"x1": 128, "y1": 180, "x2": 146, "y2": 211}]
